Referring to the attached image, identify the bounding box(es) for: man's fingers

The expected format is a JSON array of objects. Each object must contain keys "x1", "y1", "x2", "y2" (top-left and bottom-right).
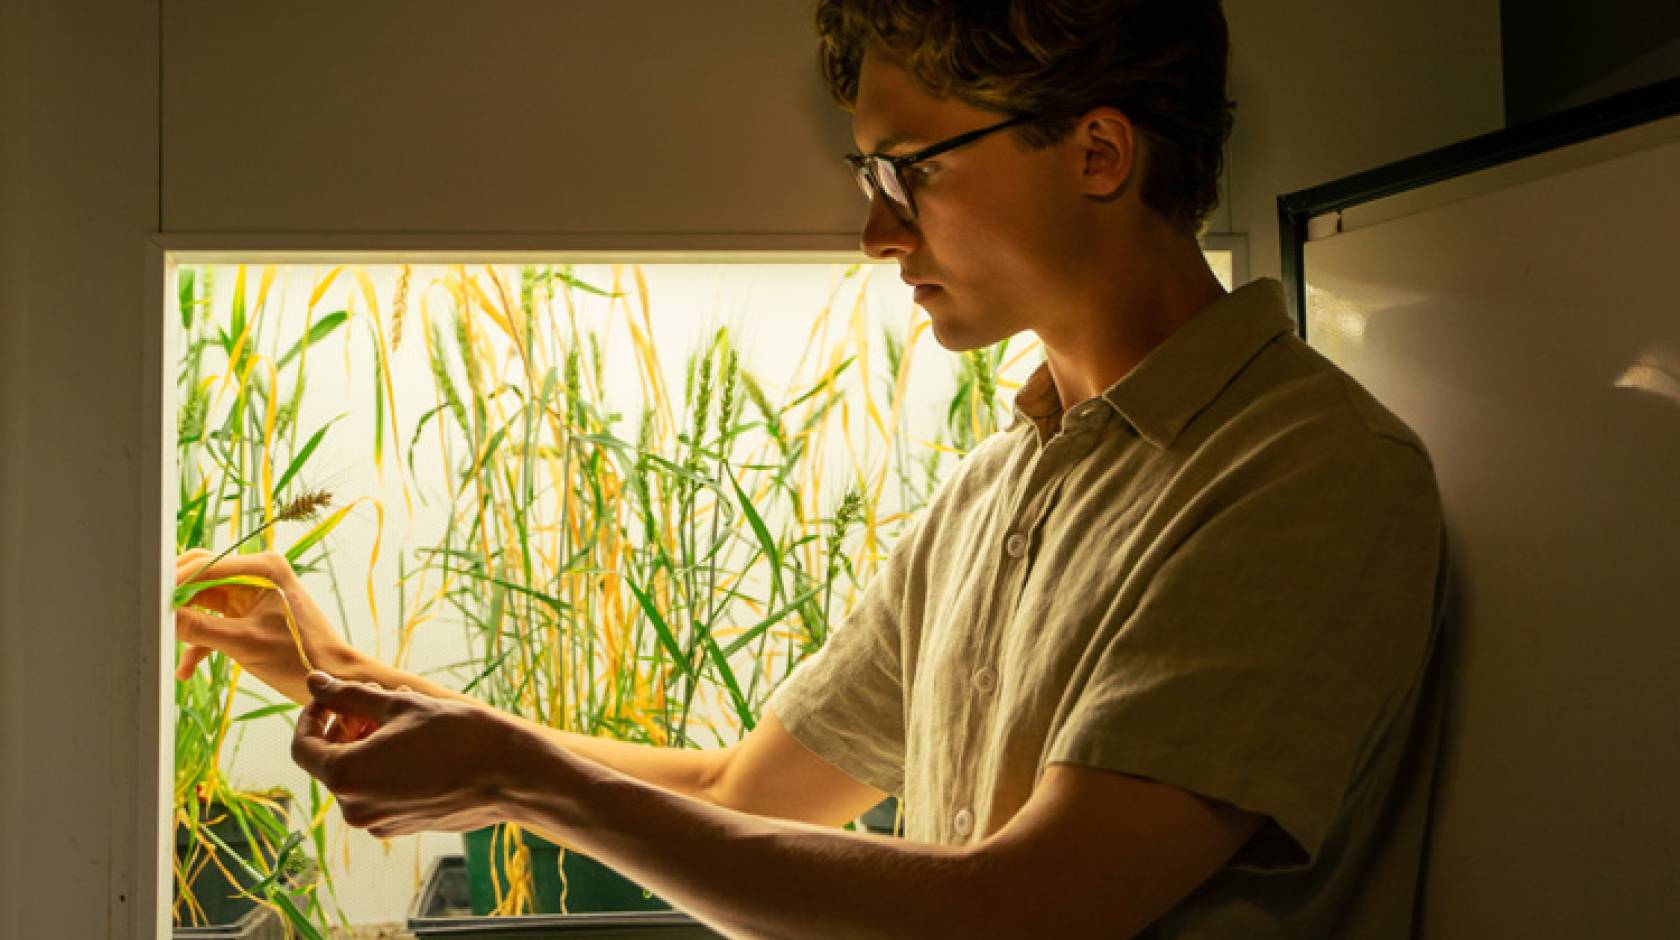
[
  {"x1": 173, "y1": 550, "x2": 210, "y2": 574},
  {"x1": 331, "y1": 686, "x2": 384, "y2": 742},
  {"x1": 174, "y1": 549, "x2": 216, "y2": 586},
  {"x1": 175, "y1": 550, "x2": 293, "y2": 589},
  {"x1": 296, "y1": 696, "x2": 333, "y2": 739},
  {"x1": 175, "y1": 606, "x2": 233, "y2": 650},
  {"x1": 175, "y1": 643, "x2": 213, "y2": 681},
  {"x1": 174, "y1": 548, "x2": 211, "y2": 572},
  {"x1": 306, "y1": 671, "x2": 396, "y2": 724},
  {"x1": 324, "y1": 714, "x2": 356, "y2": 744},
  {"x1": 338, "y1": 714, "x2": 381, "y2": 743},
  {"x1": 292, "y1": 699, "x2": 339, "y2": 779}
]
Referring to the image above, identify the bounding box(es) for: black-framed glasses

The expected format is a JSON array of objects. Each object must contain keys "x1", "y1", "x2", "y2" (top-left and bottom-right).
[{"x1": 844, "y1": 113, "x2": 1036, "y2": 223}]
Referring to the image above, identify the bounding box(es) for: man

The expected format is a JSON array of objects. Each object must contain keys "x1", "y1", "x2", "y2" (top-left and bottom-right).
[{"x1": 175, "y1": 2, "x2": 1447, "y2": 936}]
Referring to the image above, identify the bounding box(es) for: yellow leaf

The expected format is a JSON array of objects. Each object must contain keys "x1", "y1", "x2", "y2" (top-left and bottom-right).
[
  {"x1": 366, "y1": 499, "x2": 386, "y2": 654},
  {"x1": 913, "y1": 438, "x2": 964, "y2": 456},
  {"x1": 254, "y1": 265, "x2": 278, "y2": 318},
  {"x1": 307, "y1": 265, "x2": 345, "y2": 313},
  {"x1": 1000, "y1": 337, "x2": 1044, "y2": 374},
  {"x1": 258, "y1": 358, "x2": 278, "y2": 546}
]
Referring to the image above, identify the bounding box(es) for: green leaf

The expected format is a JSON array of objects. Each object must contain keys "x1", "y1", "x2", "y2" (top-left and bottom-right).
[
  {"x1": 178, "y1": 268, "x2": 198, "y2": 331},
  {"x1": 228, "y1": 269, "x2": 247, "y2": 356},
  {"x1": 272, "y1": 891, "x2": 327, "y2": 940},
  {"x1": 276, "y1": 310, "x2": 348, "y2": 370},
  {"x1": 721, "y1": 584, "x2": 826, "y2": 658},
  {"x1": 271, "y1": 415, "x2": 344, "y2": 501},
  {"x1": 372, "y1": 353, "x2": 385, "y2": 466},
  {"x1": 249, "y1": 831, "x2": 304, "y2": 892},
  {"x1": 283, "y1": 503, "x2": 356, "y2": 566},
  {"x1": 234, "y1": 702, "x2": 300, "y2": 723},
  {"x1": 307, "y1": 778, "x2": 331, "y2": 882},
  {"x1": 624, "y1": 577, "x2": 695, "y2": 683},
  {"x1": 481, "y1": 576, "x2": 571, "y2": 618},
  {"x1": 780, "y1": 358, "x2": 852, "y2": 414},
  {"x1": 461, "y1": 647, "x2": 516, "y2": 696},
  {"x1": 551, "y1": 269, "x2": 617, "y2": 298},
  {"x1": 197, "y1": 811, "x2": 328, "y2": 940},
  {"x1": 414, "y1": 546, "x2": 486, "y2": 566},
  {"x1": 174, "y1": 574, "x2": 282, "y2": 609},
  {"x1": 724, "y1": 462, "x2": 784, "y2": 606},
  {"x1": 702, "y1": 634, "x2": 756, "y2": 732},
  {"x1": 406, "y1": 403, "x2": 447, "y2": 480},
  {"x1": 196, "y1": 824, "x2": 267, "y2": 885},
  {"x1": 473, "y1": 426, "x2": 508, "y2": 477}
]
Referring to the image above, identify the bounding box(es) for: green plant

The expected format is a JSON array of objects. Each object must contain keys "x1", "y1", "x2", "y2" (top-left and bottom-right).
[
  {"x1": 394, "y1": 262, "x2": 995, "y2": 913},
  {"x1": 172, "y1": 264, "x2": 366, "y2": 937},
  {"x1": 173, "y1": 260, "x2": 1018, "y2": 921},
  {"x1": 406, "y1": 266, "x2": 903, "y2": 744}
]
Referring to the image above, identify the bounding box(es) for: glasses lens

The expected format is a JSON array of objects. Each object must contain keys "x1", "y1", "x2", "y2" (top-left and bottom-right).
[
  {"x1": 849, "y1": 158, "x2": 875, "y2": 201},
  {"x1": 871, "y1": 157, "x2": 914, "y2": 220}
]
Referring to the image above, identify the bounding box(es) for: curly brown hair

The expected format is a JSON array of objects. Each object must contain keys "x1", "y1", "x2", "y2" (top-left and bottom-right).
[{"x1": 816, "y1": 0, "x2": 1234, "y2": 234}]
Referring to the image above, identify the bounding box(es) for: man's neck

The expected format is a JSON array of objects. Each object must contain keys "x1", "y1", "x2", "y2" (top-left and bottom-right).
[{"x1": 1033, "y1": 234, "x2": 1228, "y2": 412}]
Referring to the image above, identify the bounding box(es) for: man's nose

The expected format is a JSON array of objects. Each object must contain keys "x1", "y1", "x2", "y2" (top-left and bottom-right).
[{"x1": 860, "y1": 195, "x2": 917, "y2": 260}]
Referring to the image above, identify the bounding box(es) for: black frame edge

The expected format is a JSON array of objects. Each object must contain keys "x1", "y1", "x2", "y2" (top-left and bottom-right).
[{"x1": 1276, "y1": 76, "x2": 1680, "y2": 334}]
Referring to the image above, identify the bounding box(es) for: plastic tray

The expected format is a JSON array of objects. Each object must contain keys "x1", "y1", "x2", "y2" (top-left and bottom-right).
[
  {"x1": 174, "y1": 901, "x2": 283, "y2": 940},
  {"x1": 409, "y1": 856, "x2": 721, "y2": 938}
]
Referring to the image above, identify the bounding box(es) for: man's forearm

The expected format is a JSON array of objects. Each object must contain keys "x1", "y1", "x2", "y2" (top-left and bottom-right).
[
  {"x1": 495, "y1": 732, "x2": 1001, "y2": 940},
  {"x1": 330, "y1": 649, "x2": 726, "y2": 806}
]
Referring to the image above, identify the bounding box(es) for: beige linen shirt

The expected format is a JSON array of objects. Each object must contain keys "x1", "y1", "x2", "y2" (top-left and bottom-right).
[{"x1": 766, "y1": 278, "x2": 1448, "y2": 938}]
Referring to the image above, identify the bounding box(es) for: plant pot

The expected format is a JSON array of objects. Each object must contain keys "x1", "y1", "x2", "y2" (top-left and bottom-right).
[
  {"x1": 172, "y1": 796, "x2": 294, "y2": 930},
  {"x1": 412, "y1": 855, "x2": 719, "y2": 938},
  {"x1": 463, "y1": 824, "x2": 671, "y2": 916},
  {"x1": 858, "y1": 795, "x2": 904, "y2": 836},
  {"x1": 173, "y1": 901, "x2": 284, "y2": 940}
]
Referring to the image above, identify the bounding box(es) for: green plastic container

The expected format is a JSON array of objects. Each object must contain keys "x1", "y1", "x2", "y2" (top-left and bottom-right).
[
  {"x1": 172, "y1": 797, "x2": 293, "y2": 929},
  {"x1": 859, "y1": 796, "x2": 904, "y2": 836},
  {"x1": 463, "y1": 825, "x2": 670, "y2": 915}
]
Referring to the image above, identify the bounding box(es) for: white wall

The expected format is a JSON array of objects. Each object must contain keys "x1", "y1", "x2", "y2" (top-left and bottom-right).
[
  {"x1": 0, "y1": 2, "x2": 1505, "y2": 936},
  {"x1": 1225, "y1": 0, "x2": 1506, "y2": 279}
]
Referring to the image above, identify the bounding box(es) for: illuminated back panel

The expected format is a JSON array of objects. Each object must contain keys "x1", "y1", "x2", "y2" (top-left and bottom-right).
[{"x1": 1294, "y1": 91, "x2": 1680, "y2": 936}]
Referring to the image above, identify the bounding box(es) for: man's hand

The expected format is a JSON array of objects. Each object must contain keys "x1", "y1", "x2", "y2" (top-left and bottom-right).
[
  {"x1": 292, "y1": 671, "x2": 534, "y2": 839},
  {"x1": 173, "y1": 549, "x2": 358, "y2": 703}
]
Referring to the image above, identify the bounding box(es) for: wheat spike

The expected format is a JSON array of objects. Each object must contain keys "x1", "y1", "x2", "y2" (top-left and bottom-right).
[
  {"x1": 390, "y1": 265, "x2": 411, "y2": 351},
  {"x1": 276, "y1": 489, "x2": 334, "y2": 523}
]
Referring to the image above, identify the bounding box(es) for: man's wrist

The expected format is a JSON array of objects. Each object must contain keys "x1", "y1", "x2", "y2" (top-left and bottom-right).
[
  {"x1": 315, "y1": 641, "x2": 366, "y2": 681},
  {"x1": 487, "y1": 711, "x2": 584, "y2": 828}
]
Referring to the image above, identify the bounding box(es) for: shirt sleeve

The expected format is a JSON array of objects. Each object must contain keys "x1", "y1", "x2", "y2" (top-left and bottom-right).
[
  {"x1": 763, "y1": 508, "x2": 930, "y2": 797},
  {"x1": 1045, "y1": 431, "x2": 1446, "y2": 872}
]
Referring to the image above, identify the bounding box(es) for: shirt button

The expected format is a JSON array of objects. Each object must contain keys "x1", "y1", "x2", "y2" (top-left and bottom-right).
[
  {"x1": 953, "y1": 807, "x2": 974, "y2": 838},
  {"x1": 1004, "y1": 532, "x2": 1028, "y2": 558},
  {"x1": 974, "y1": 667, "x2": 997, "y2": 694}
]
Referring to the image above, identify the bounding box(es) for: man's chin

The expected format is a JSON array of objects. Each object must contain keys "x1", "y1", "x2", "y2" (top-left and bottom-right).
[
  {"x1": 925, "y1": 315, "x2": 1002, "y2": 354},
  {"x1": 924, "y1": 312, "x2": 958, "y2": 350}
]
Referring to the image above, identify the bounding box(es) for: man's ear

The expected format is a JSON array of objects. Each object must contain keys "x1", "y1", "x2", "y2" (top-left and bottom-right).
[{"x1": 1076, "y1": 108, "x2": 1141, "y2": 201}]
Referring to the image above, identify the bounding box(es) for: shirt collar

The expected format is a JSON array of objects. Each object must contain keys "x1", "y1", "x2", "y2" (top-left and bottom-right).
[{"x1": 1008, "y1": 278, "x2": 1296, "y2": 449}]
